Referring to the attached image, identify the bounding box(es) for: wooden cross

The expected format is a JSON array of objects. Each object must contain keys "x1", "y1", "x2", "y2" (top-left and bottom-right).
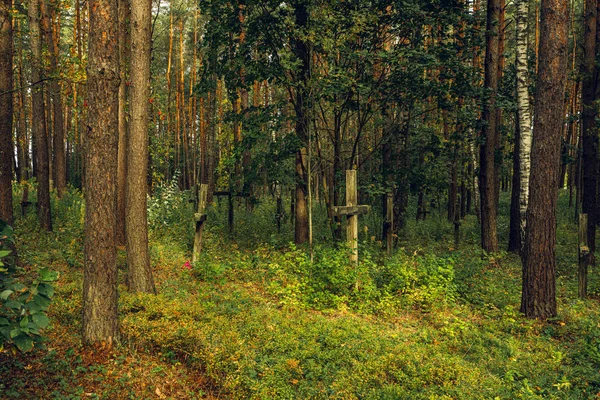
[
  {"x1": 332, "y1": 170, "x2": 370, "y2": 264},
  {"x1": 192, "y1": 184, "x2": 208, "y2": 262}
]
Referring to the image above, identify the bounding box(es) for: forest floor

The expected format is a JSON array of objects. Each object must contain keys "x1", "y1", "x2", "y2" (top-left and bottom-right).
[{"x1": 1, "y1": 186, "x2": 600, "y2": 399}]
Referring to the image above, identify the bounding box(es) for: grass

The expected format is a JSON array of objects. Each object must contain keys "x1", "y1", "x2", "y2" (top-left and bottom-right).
[{"x1": 1, "y1": 184, "x2": 599, "y2": 399}]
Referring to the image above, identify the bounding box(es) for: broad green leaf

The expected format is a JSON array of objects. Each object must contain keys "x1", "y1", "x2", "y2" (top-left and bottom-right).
[
  {"x1": 39, "y1": 268, "x2": 59, "y2": 282},
  {"x1": 12, "y1": 283, "x2": 26, "y2": 291},
  {"x1": 4, "y1": 300, "x2": 22, "y2": 309},
  {"x1": 0, "y1": 250, "x2": 11, "y2": 258},
  {"x1": 25, "y1": 302, "x2": 42, "y2": 313},
  {"x1": 37, "y1": 283, "x2": 54, "y2": 298},
  {"x1": 0, "y1": 289, "x2": 13, "y2": 300},
  {"x1": 33, "y1": 294, "x2": 51, "y2": 309},
  {"x1": 0, "y1": 317, "x2": 8, "y2": 325},
  {"x1": 20, "y1": 316, "x2": 29, "y2": 329},
  {"x1": 32, "y1": 314, "x2": 50, "y2": 329},
  {"x1": 13, "y1": 334, "x2": 34, "y2": 352}
]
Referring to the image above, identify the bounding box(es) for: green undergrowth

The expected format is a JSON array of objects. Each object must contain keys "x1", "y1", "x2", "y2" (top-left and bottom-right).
[{"x1": 2, "y1": 185, "x2": 600, "y2": 399}]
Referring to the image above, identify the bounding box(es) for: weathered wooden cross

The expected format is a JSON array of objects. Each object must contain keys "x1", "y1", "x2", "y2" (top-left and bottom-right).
[
  {"x1": 333, "y1": 170, "x2": 370, "y2": 264},
  {"x1": 192, "y1": 184, "x2": 209, "y2": 262}
]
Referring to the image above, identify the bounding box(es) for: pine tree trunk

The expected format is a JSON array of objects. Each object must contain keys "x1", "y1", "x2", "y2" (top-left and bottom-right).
[
  {"x1": 126, "y1": 0, "x2": 155, "y2": 294},
  {"x1": 83, "y1": 0, "x2": 120, "y2": 345},
  {"x1": 41, "y1": 0, "x2": 66, "y2": 198},
  {"x1": 28, "y1": 0, "x2": 52, "y2": 231},
  {"x1": 582, "y1": 0, "x2": 598, "y2": 260},
  {"x1": 479, "y1": 0, "x2": 501, "y2": 252},
  {"x1": 116, "y1": 0, "x2": 130, "y2": 247},
  {"x1": 292, "y1": 0, "x2": 310, "y2": 245},
  {"x1": 0, "y1": 0, "x2": 13, "y2": 225},
  {"x1": 521, "y1": 0, "x2": 568, "y2": 319}
]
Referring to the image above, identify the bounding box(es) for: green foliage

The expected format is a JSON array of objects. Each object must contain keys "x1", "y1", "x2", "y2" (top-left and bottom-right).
[
  {"x1": 0, "y1": 220, "x2": 58, "y2": 353},
  {"x1": 147, "y1": 172, "x2": 194, "y2": 244},
  {"x1": 265, "y1": 244, "x2": 456, "y2": 313}
]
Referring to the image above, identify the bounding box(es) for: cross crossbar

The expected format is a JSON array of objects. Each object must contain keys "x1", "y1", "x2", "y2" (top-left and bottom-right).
[{"x1": 333, "y1": 205, "x2": 370, "y2": 217}]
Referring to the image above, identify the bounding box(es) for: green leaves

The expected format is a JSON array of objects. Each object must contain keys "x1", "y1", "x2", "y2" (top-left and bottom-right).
[{"x1": 0, "y1": 220, "x2": 56, "y2": 353}]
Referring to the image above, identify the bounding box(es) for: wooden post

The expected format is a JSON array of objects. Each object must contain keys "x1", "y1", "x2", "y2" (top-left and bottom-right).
[
  {"x1": 192, "y1": 184, "x2": 208, "y2": 262},
  {"x1": 275, "y1": 184, "x2": 283, "y2": 233},
  {"x1": 228, "y1": 189, "x2": 234, "y2": 234},
  {"x1": 453, "y1": 197, "x2": 460, "y2": 249},
  {"x1": 346, "y1": 170, "x2": 359, "y2": 264},
  {"x1": 386, "y1": 192, "x2": 394, "y2": 256},
  {"x1": 578, "y1": 213, "x2": 589, "y2": 299},
  {"x1": 333, "y1": 170, "x2": 369, "y2": 265}
]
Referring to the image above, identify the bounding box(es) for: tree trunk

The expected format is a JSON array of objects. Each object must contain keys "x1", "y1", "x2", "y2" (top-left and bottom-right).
[
  {"x1": 292, "y1": 0, "x2": 310, "y2": 245},
  {"x1": 28, "y1": 0, "x2": 52, "y2": 231},
  {"x1": 116, "y1": 0, "x2": 130, "y2": 247},
  {"x1": 83, "y1": 0, "x2": 120, "y2": 345},
  {"x1": 511, "y1": 0, "x2": 533, "y2": 253},
  {"x1": 508, "y1": 120, "x2": 522, "y2": 252},
  {"x1": 0, "y1": 0, "x2": 13, "y2": 225},
  {"x1": 581, "y1": 0, "x2": 598, "y2": 261},
  {"x1": 479, "y1": 0, "x2": 501, "y2": 252},
  {"x1": 126, "y1": 0, "x2": 155, "y2": 294},
  {"x1": 41, "y1": 0, "x2": 66, "y2": 197},
  {"x1": 521, "y1": 0, "x2": 568, "y2": 319}
]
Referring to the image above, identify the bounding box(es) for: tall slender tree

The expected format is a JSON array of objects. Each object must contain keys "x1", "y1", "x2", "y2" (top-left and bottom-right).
[
  {"x1": 292, "y1": 0, "x2": 310, "y2": 244},
  {"x1": 41, "y1": 0, "x2": 66, "y2": 197},
  {"x1": 28, "y1": 0, "x2": 52, "y2": 231},
  {"x1": 126, "y1": 0, "x2": 155, "y2": 294},
  {"x1": 509, "y1": 0, "x2": 533, "y2": 253},
  {"x1": 581, "y1": 0, "x2": 598, "y2": 263},
  {"x1": 0, "y1": 0, "x2": 13, "y2": 225},
  {"x1": 521, "y1": 0, "x2": 569, "y2": 319},
  {"x1": 479, "y1": 0, "x2": 501, "y2": 253},
  {"x1": 83, "y1": 0, "x2": 120, "y2": 345},
  {"x1": 116, "y1": 0, "x2": 130, "y2": 246}
]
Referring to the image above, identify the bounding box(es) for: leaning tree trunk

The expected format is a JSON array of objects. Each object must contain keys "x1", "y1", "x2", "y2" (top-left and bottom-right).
[
  {"x1": 28, "y1": 0, "x2": 52, "y2": 231},
  {"x1": 126, "y1": 0, "x2": 155, "y2": 294},
  {"x1": 0, "y1": 0, "x2": 13, "y2": 225},
  {"x1": 83, "y1": 0, "x2": 120, "y2": 345},
  {"x1": 521, "y1": 0, "x2": 568, "y2": 320},
  {"x1": 479, "y1": 0, "x2": 501, "y2": 253},
  {"x1": 581, "y1": 0, "x2": 598, "y2": 262}
]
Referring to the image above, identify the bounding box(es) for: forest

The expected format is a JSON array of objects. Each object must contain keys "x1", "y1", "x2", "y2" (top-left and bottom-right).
[{"x1": 1, "y1": 0, "x2": 600, "y2": 398}]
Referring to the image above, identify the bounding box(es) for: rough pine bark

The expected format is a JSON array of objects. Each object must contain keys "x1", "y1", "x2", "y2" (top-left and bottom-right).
[
  {"x1": 521, "y1": 0, "x2": 568, "y2": 319},
  {"x1": 115, "y1": 0, "x2": 130, "y2": 247},
  {"x1": 581, "y1": 0, "x2": 598, "y2": 260},
  {"x1": 126, "y1": 0, "x2": 155, "y2": 294},
  {"x1": 83, "y1": 0, "x2": 120, "y2": 345},
  {"x1": 479, "y1": 0, "x2": 501, "y2": 252},
  {"x1": 0, "y1": 0, "x2": 13, "y2": 225},
  {"x1": 28, "y1": 0, "x2": 52, "y2": 231}
]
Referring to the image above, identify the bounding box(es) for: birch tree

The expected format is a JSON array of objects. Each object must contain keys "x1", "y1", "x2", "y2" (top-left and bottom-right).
[{"x1": 516, "y1": 0, "x2": 532, "y2": 251}]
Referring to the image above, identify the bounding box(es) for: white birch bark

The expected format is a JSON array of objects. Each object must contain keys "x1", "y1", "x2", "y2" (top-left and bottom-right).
[{"x1": 516, "y1": 0, "x2": 532, "y2": 249}]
